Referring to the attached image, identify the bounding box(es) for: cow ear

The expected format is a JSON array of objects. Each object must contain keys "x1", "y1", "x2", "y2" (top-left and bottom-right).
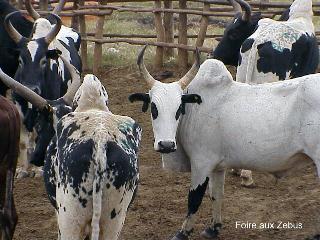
[
  {"x1": 46, "y1": 49, "x2": 62, "y2": 60},
  {"x1": 128, "y1": 93, "x2": 150, "y2": 112},
  {"x1": 181, "y1": 94, "x2": 202, "y2": 105}
]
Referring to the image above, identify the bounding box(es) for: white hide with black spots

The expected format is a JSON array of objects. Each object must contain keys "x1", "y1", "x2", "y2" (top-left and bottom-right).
[
  {"x1": 43, "y1": 76, "x2": 141, "y2": 240},
  {"x1": 236, "y1": 0, "x2": 316, "y2": 84}
]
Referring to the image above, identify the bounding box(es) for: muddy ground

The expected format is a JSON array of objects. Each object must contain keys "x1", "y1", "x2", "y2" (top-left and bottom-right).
[{"x1": 13, "y1": 65, "x2": 320, "y2": 240}]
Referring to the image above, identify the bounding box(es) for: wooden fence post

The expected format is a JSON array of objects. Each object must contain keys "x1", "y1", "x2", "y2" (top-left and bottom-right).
[
  {"x1": 93, "y1": 0, "x2": 108, "y2": 74},
  {"x1": 71, "y1": 0, "x2": 80, "y2": 31},
  {"x1": 260, "y1": 0, "x2": 269, "y2": 10},
  {"x1": 164, "y1": 0, "x2": 174, "y2": 58},
  {"x1": 154, "y1": 0, "x2": 165, "y2": 69},
  {"x1": 79, "y1": 0, "x2": 88, "y2": 71},
  {"x1": 194, "y1": 2, "x2": 210, "y2": 60},
  {"x1": 178, "y1": 0, "x2": 188, "y2": 70},
  {"x1": 39, "y1": 0, "x2": 48, "y2": 11}
]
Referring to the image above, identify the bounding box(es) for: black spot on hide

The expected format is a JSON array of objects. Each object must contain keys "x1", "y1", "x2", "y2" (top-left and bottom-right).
[
  {"x1": 151, "y1": 102, "x2": 158, "y2": 120},
  {"x1": 111, "y1": 209, "x2": 117, "y2": 219},
  {"x1": 256, "y1": 34, "x2": 319, "y2": 80}
]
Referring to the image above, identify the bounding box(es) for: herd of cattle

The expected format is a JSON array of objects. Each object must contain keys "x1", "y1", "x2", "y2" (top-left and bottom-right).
[{"x1": 0, "y1": 0, "x2": 319, "y2": 239}]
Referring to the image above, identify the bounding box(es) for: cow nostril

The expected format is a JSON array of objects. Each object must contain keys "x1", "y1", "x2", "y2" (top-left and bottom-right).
[{"x1": 158, "y1": 141, "x2": 175, "y2": 149}]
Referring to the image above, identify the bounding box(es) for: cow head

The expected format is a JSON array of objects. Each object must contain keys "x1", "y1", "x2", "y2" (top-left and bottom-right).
[
  {"x1": 0, "y1": 55, "x2": 81, "y2": 166},
  {"x1": 129, "y1": 46, "x2": 202, "y2": 153},
  {"x1": 212, "y1": 0, "x2": 261, "y2": 66},
  {"x1": 4, "y1": 11, "x2": 62, "y2": 95}
]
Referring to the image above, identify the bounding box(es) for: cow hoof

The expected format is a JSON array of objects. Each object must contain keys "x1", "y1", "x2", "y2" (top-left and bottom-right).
[
  {"x1": 16, "y1": 169, "x2": 29, "y2": 179},
  {"x1": 200, "y1": 224, "x2": 222, "y2": 239},
  {"x1": 240, "y1": 170, "x2": 254, "y2": 187},
  {"x1": 171, "y1": 231, "x2": 189, "y2": 240},
  {"x1": 230, "y1": 169, "x2": 241, "y2": 176},
  {"x1": 31, "y1": 167, "x2": 43, "y2": 178}
]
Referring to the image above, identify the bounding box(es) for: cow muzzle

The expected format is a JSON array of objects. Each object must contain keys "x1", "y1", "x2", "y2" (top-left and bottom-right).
[{"x1": 157, "y1": 141, "x2": 176, "y2": 153}]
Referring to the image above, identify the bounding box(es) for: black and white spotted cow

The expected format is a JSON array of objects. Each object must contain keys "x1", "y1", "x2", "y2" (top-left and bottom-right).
[
  {"x1": 0, "y1": 63, "x2": 141, "y2": 239},
  {"x1": 4, "y1": 6, "x2": 82, "y2": 176},
  {"x1": 236, "y1": 0, "x2": 318, "y2": 83}
]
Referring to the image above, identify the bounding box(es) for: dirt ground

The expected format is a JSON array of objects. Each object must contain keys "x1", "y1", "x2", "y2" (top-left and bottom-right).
[{"x1": 13, "y1": 65, "x2": 320, "y2": 240}]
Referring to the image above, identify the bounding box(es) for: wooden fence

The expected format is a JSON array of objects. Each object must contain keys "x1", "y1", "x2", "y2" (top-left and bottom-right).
[{"x1": 12, "y1": 0, "x2": 320, "y2": 73}]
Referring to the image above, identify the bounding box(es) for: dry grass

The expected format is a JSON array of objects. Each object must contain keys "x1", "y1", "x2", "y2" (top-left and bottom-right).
[{"x1": 81, "y1": 0, "x2": 319, "y2": 69}]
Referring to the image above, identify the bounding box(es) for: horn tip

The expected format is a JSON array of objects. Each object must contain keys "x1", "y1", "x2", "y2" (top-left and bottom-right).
[{"x1": 137, "y1": 45, "x2": 148, "y2": 66}]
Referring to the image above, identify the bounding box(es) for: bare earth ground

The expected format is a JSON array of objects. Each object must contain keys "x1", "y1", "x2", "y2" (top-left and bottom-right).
[{"x1": 13, "y1": 66, "x2": 320, "y2": 240}]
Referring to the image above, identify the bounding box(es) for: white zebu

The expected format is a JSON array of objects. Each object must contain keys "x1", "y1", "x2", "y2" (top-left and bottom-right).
[
  {"x1": 130, "y1": 47, "x2": 320, "y2": 240},
  {"x1": 234, "y1": 0, "x2": 318, "y2": 186}
]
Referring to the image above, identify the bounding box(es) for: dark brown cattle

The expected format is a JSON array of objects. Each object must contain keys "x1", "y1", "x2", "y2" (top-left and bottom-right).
[{"x1": 0, "y1": 96, "x2": 20, "y2": 240}]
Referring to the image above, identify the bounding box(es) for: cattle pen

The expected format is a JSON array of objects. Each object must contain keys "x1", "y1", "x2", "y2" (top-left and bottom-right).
[
  {"x1": 9, "y1": 0, "x2": 320, "y2": 73},
  {"x1": 4, "y1": 0, "x2": 320, "y2": 239}
]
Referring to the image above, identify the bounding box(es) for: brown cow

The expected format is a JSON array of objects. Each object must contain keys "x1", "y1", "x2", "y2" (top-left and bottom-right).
[{"x1": 0, "y1": 96, "x2": 20, "y2": 240}]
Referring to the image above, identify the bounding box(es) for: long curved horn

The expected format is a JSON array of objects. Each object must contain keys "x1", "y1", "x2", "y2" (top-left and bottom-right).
[
  {"x1": 227, "y1": 0, "x2": 242, "y2": 14},
  {"x1": 25, "y1": 0, "x2": 40, "y2": 20},
  {"x1": 44, "y1": 14, "x2": 62, "y2": 44},
  {"x1": 4, "y1": 12, "x2": 25, "y2": 43},
  {"x1": 0, "y1": 68, "x2": 48, "y2": 110},
  {"x1": 60, "y1": 56, "x2": 82, "y2": 105},
  {"x1": 234, "y1": 0, "x2": 252, "y2": 22},
  {"x1": 53, "y1": 0, "x2": 67, "y2": 15},
  {"x1": 178, "y1": 48, "x2": 201, "y2": 90},
  {"x1": 137, "y1": 45, "x2": 157, "y2": 88}
]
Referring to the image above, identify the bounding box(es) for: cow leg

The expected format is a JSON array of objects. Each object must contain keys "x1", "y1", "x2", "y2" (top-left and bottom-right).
[
  {"x1": 200, "y1": 170, "x2": 225, "y2": 239},
  {"x1": 171, "y1": 172, "x2": 209, "y2": 240},
  {"x1": 16, "y1": 127, "x2": 29, "y2": 179},
  {"x1": 0, "y1": 168, "x2": 6, "y2": 240},
  {"x1": 57, "y1": 213, "x2": 85, "y2": 240},
  {"x1": 3, "y1": 169, "x2": 17, "y2": 240},
  {"x1": 240, "y1": 169, "x2": 254, "y2": 187}
]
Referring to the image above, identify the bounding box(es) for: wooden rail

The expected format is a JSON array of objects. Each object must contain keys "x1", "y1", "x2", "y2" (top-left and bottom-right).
[{"x1": 15, "y1": 0, "x2": 320, "y2": 72}]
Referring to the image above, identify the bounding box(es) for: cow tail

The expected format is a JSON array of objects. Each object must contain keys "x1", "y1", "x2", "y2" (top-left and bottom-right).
[{"x1": 91, "y1": 140, "x2": 107, "y2": 240}]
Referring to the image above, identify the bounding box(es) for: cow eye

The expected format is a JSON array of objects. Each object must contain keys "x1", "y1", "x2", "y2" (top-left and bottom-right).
[
  {"x1": 175, "y1": 105, "x2": 182, "y2": 120},
  {"x1": 18, "y1": 57, "x2": 23, "y2": 67},
  {"x1": 151, "y1": 102, "x2": 158, "y2": 120},
  {"x1": 40, "y1": 58, "x2": 47, "y2": 68}
]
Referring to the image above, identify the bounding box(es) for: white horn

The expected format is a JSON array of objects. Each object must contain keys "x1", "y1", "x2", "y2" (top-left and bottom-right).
[{"x1": 137, "y1": 45, "x2": 157, "y2": 88}]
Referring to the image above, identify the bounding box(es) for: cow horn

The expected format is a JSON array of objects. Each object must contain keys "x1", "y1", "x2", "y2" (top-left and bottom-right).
[
  {"x1": 44, "y1": 14, "x2": 62, "y2": 44},
  {"x1": 178, "y1": 48, "x2": 201, "y2": 90},
  {"x1": 228, "y1": 0, "x2": 242, "y2": 14},
  {"x1": 53, "y1": 0, "x2": 67, "y2": 15},
  {"x1": 0, "y1": 68, "x2": 48, "y2": 110},
  {"x1": 234, "y1": 0, "x2": 252, "y2": 22},
  {"x1": 137, "y1": 45, "x2": 157, "y2": 88},
  {"x1": 4, "y1": 12, "x2": 25, "y2": 44},
  {"x1": 60, "y1": 56, "x2": 82, "y2": 105},
  {"x1": 25, "y1": 0, "x2": 40, "y2": 20}
]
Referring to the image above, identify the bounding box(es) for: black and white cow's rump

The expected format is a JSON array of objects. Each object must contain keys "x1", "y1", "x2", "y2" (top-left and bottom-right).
[
  {"x1": 0, "y1": 0, "x2": 33, "y2": 96},
  {"x1": 43, "y1": 75, "x2": 141, "y2": 240},
  {"x1": 0, "y1": 62, "x2": 141, "y2": 239},
  {"x1": 212, "y1": 0, "x2": 319, "y2": 77},
  {"x1": 236, "y1": 0, "x2": 318, "y2": 83}
]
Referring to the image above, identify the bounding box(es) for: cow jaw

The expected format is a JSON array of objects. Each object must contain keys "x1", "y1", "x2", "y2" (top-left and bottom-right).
[{"x1": 149, "y1": 81, "x2": 183, "y2": 153}]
